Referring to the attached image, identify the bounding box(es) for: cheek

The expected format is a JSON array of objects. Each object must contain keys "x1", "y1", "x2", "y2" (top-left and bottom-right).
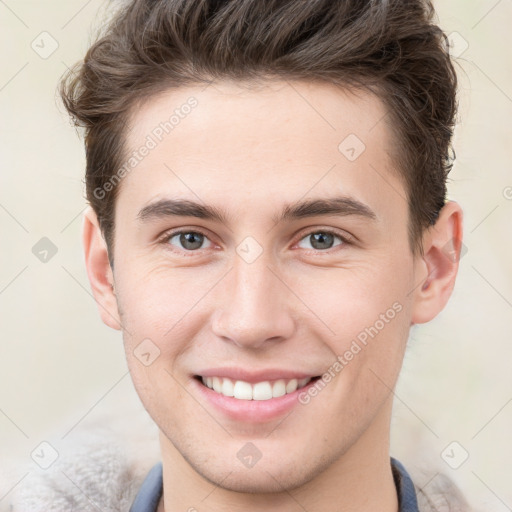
[
  {"x1": 296, "y1": 257, "x2": 413, "y2": 402},
  {"x1": 116, "y1": 261, "x2": 209, "y2": 337},
  {"x1": 300, "y1": 259, "x2": 411, "y2": 341}
]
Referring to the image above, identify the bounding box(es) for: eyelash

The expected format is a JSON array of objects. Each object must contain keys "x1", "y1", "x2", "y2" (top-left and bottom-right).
[{"x1": 156, "y1": 227, "x2": 354, "y2": 255}]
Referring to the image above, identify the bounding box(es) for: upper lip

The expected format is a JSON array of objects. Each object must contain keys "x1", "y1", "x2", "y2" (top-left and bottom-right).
[{"x1": 195, "y1": 368, "x2": 318, "y2": 383}]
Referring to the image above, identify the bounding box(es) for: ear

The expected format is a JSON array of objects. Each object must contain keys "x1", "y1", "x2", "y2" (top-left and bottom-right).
[
  {"x1": 82, "y1": 206, "x2": 122, "y2": 330},
  {"x1": 410, "y1": 200, "x2": 464, "y2": 325}
]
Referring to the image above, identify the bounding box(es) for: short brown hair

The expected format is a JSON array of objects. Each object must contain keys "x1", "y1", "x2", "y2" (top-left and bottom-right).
[{"x1": 60, "y1": 0, "x2": 458, "y2": 263}]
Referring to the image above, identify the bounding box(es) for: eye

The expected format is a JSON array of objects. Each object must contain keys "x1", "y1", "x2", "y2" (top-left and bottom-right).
[
  {"x1": 296, "y1": 229, "x2": 351, "y2": 251},
  {"x1": 160, "y1": 230, "x2": 214, "y2": 252},
  {"x1": 157, "y1": 227, "x2": 352, "y2": 254}
]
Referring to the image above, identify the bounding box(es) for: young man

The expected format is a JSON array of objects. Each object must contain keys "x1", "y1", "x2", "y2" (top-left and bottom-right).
[{"x1": 18, "y1": 0, "x2": 469, "y2": 510}]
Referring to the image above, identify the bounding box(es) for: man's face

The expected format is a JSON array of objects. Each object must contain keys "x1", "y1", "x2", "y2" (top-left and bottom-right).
[{"x1": 109, "y1": 80, "x2": 421, "y2": 492}]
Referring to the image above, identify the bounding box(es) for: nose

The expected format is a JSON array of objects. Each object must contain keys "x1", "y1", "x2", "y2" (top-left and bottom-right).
[{"x1": 211, "y1": 254, "x2": 295, "y2": 350}]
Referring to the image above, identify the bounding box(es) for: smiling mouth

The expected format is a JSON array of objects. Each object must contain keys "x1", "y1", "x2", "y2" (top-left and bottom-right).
[{"x1": 194, "y1": 375, "x2": 321, "y2": 400}]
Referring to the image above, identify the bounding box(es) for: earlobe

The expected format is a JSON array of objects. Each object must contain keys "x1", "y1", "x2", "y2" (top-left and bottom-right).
[
  {"x1": 410, "y1": 200, "x2": 464, "y2": 325},
  {"x1": 82, "y1": 206, "x2": 122, "y2": 331}
]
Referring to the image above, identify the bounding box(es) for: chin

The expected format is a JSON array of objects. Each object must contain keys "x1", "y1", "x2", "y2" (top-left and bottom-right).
[
  {"x1": 200, "y1": 462, "x2": 314, "y2": 494},
  {"x1": 184, "y1": 441, "x2": 338, "y2": 495}
]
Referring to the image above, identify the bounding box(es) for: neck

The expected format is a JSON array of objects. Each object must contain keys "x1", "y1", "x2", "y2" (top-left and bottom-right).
[{"x1": 158, "y1": 398, "x2": 398, "y2": 512}]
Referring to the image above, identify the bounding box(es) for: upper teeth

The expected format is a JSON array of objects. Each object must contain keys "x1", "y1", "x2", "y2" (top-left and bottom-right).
[{"x1": 201, "y1": 376, "x2": 312, "y2": 400}]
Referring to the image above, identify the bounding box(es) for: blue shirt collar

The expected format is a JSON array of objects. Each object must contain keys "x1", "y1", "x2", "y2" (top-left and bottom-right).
[{"x1": 391, "y1": 457, "x2": 420, "y2": 511}]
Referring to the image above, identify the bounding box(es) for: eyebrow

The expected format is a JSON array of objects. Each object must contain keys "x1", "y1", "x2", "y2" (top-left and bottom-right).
[{"x1": 137, "y1": 196, "x2": 378, "y2": 225}]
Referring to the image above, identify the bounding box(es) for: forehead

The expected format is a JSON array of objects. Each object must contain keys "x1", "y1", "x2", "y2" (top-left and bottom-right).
[
  {"x1": 126, "y1": 79, "x2": 392, "y2": 153},
  {"x1": 119, "y1": 79, "x2": 406, "y2": 226}
]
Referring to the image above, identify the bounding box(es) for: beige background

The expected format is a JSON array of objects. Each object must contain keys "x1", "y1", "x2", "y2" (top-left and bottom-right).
[{"x1": 1, "y1": 1, "x2": 511, "y2": 510}]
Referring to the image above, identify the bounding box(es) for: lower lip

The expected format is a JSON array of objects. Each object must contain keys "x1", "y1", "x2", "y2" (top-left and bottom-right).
[{"x1": 192, "y1": 377, "x2": 319, "y2": 423}]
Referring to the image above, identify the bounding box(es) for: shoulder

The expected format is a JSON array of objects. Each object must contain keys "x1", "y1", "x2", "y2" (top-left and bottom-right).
[
  {"x1": 392, "y1": 457, "x2": 473, "y2": 512},
  {"x1": 3, "y1": 402, "x2": 160, "y2": 512},
  {"x1": 414, "y1": 471, "x2": 473, "y2": 511}
]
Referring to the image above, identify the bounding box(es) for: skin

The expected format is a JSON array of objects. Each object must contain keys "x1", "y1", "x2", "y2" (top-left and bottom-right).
[{"x1": 82, "y1": 80, "x2": 463, "y2": 512}]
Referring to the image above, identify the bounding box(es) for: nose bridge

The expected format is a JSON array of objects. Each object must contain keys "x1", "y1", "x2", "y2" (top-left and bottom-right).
[
  {"x1": 211, "y1": 249, "x2": 294, "y2": 348},
  {"x1": 233, "y1": 252, "x2": 275, "y2": 309}
]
